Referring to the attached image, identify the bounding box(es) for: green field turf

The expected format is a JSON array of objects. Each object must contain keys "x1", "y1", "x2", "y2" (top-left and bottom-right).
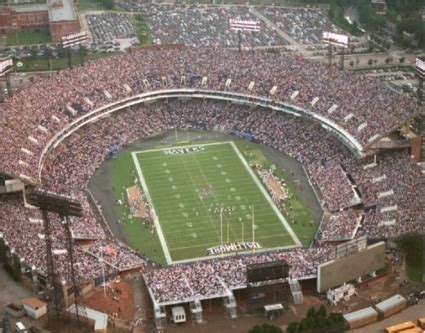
[{"x1": 132, "y1": 141, "x2": 300, "y2": 263}]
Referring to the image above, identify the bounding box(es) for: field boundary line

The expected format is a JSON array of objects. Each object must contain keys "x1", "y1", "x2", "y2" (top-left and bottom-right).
[
  {"x1": 229, "y1": 141, "x2": 302, "y2": 246},
  {"x1": 131, "y1": 152, "x2": 173, "y2": 264}
]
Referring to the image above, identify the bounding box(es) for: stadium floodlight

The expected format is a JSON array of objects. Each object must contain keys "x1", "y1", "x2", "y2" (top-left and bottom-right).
[
  {"x1": 0, "y1": 56, "x2": 13, "y2": 100},
  {"x1": 415, "y1": 57, "x2": 425, "y2": 79},
  {"x1": 27, "y1": 188, "x2": 83, "y2": 321},
  {"x1": 415, "y1": 57, "x2": 425, "y2": 105},
  {"x1": 61, "y1": 32, "x2": 89, "y2": 69},
  {"x1": 61, "y1": 31, "x2": 89, "y2": 49},
  {"x1": 28, "y1": 189, "x2": 83, "y2": 217},
  {"x1": 322, "y1": 32, "x2": 349, "y2": 69},
  {"x1": 229, "y1": 19, "x2": 261, "y2": 32},
  {"x1": 229, "y1": 19, "x2": 261, "y2": 53},
  {"x1": 322, "y1": 32, "x2": 349, "y2": 48},
  {"x1": 0, "y1": 56, "x2": 13, "y2": 77}
]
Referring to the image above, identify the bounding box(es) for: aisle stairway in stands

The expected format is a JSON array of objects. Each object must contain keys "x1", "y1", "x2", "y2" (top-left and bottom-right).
[{"x1": 289, "y1": 279, "x2": 304, "y2": 305}]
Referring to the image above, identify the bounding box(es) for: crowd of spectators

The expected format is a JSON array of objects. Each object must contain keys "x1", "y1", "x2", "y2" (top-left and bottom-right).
[
  {"x1": 351, "y1": 151, "x2": 425, "y2": 239},
  {"x1": 0, "y1": 193, "x2": 118, "y2": 282},
  {"x1": 316, "y1": 211, "x2": 361, "y2": 242},
  {"x1": 87, "y1": 239, "x2": 147, "y2": 271},
  {"x1": 257, "y1": 169, "x2": 288, "y2": 204},
  {"x1": 0, "y1": 47, "x2": 423, "y2": 301},
  {"x1": 86, "y1": 13, "x2": 137, "y2": 43},
  {"x1": 144, "y1": 246, "x2": 334, "y2": 304},
  {"x1": 0, "y1": 47, "x2": 416, "y2": 186},
  {"x1": 308, "y1": 160, "x2": 361, "y2": 211},
  {"x1": 37, "y1": 98, "x2": 424, "y2": 243},
  {"x1": 0, "y1": 191, "x2": 146, "y2": 283}
]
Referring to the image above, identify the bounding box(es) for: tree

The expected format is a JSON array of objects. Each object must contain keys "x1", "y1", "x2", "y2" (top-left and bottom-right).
[
  {"x1": 287, "y1": 322, "x2": 299, "y2": 333},
  {"x1": 248, "y1": 324, "x2": 283, "y2": 333},
  {"x1": 349, "y1": 60, "x2": 354, "y2": 67},
  {"x1": 399, "y1": 57, "x2": 405, "y2": 63},
  {"x1": 396, "y1": 17, "x2": 424, "y2": 48},
  {"x1": 396, "y1": 233, "x2": 424, "y2": 282},
  {"x1": 57, "y1": 44, "x2": 66, "y2": 58},
  {"x1": 12, "y1": 254, "x2": 22, "y2": 282},
  {"x1": 44, "y1": 47, "x2": 53, "y2": 71},
  {"x1": 306, "y1": 306, "x2": 317, "y2": 319},
  {"x1": 298, "y1": 319, "x2": 309, "y2": 332},
  {"x1": 5, "y1": 253, "x2": 22, "y2": 282},
  {"x1": 286, "y1": 306, "x2": 346, "y2": 333},
  {"x1": 102, "y1": 0, "x2": 114, "y2": 10},
  {"x1": 317, "y1": 304, "x2": 327, "y2": 319},
  {"x1": 0, "y1": 238, "x2": 7, "y2": 263},
  {"x1": 30, "y1": 47, "x2": 38, "y2": 59},
  {"x1": 79, "y1": 44, "x2": 88, "y2": 65},
  {"x1": 397, "y1": 17, "x2": 422, "y2": 35},
  {"x1": 328, "y1": 312, "x2": 344, "y2": 324},
  {"x1": 368, "y1": 59, "x2": 373, "y2": 66}
]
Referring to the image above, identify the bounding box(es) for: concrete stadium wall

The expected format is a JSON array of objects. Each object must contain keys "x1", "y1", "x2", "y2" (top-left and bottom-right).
[{"x1": 317, "y1": 242, "x2": 386, "y2": 292}]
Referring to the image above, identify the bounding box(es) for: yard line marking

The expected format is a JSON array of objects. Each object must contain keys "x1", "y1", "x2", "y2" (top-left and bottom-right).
[
  {"x1": 177, "y1": 152, "x2": 221, "y2": 242},
  {"x1": 191, "y1": 148, "x2": 239, "y2": 241}
]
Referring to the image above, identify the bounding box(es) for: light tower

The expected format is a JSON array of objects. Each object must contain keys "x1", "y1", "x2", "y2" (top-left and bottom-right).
[{"x1": 27, "y1": 189, "x2": 83, "y2": 322}]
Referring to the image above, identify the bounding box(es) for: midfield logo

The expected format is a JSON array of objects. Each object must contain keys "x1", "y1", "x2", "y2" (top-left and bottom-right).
[{"x1": 164, "y1": 146, "x2": 205, "y2": 155}]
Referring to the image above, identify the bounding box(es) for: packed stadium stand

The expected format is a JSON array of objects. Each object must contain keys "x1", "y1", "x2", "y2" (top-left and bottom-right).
[{"x1": 0, "y1": 47, "x2": 423, "y2": 310}]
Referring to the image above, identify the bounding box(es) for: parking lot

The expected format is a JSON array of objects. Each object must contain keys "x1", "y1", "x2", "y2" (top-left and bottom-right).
[{"x1": 86, "y1": 12, "x2": 138, "y2": 43}]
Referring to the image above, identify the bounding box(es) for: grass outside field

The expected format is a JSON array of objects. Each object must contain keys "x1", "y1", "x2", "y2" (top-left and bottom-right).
[
  {"x1": 12, "y1": 52, "x2": 115, "y2": 72},
  {"x1": 77, "y1": 0, "x2": 128, "y2": 11},
  {"x1": 111, "y1": 138, "x2": 317, "y2": 265},
  {"x1": 397, "y1": 233, "x2": 424, "y2": 284},
  {"x1": 112, "y1": 148, "x2": 167, "y2": 264},
  {"x1": 7, "y1": 31, "x2": 51, "y2": 46},
  {"x1": 131, "y1": 15, "x2": 153, "y2": 45},
  {"x1": 234, "y1": 141, "x2": 317, "y2": 246}
]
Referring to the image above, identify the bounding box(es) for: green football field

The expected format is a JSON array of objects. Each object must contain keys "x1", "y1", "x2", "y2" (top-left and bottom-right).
[{"x1": 132, "y1": 141, "x2": 300, "y2": 263}]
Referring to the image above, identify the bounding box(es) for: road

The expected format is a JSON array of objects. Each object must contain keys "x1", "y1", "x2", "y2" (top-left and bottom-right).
[{"x1": 0, "y1": 264, "x2": 32, "y2": 312}]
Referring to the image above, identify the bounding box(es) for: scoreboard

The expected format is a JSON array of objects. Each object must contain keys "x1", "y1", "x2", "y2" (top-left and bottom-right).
[{"x1": 246, "y1": 260, "x2": 289, "y2": 285}]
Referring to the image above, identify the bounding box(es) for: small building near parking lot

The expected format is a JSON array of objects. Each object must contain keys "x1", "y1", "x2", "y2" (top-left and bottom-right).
[{"x1": 22, "y1": 297, "x2": 47, "y2": 319}]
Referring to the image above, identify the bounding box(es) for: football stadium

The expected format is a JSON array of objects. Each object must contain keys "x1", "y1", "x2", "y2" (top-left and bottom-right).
[{"x1": 0, "y1": 6, "x2": 424, "y2": 331}]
